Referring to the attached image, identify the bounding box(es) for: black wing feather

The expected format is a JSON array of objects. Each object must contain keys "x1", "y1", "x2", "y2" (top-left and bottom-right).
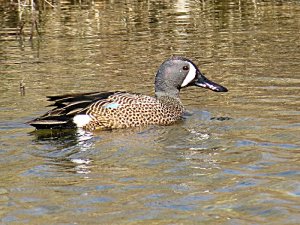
[{"x1": 28, "y1": 91, "x2": 120, "y2": 129}]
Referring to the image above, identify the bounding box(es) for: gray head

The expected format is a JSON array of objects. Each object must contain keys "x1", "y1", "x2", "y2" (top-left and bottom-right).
[{"x1": 155, "y1": 56, "x2": 228, "y2": 98}]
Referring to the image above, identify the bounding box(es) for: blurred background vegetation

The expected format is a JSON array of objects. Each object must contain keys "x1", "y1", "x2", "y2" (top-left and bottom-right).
[{"x1": 1, "y1": 0, "x2": 296, "y2": 40}]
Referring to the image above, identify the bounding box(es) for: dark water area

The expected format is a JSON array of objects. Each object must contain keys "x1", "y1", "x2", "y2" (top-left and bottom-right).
[{"x1": 0, "y1": 0, "x2": 299, "y2": 224}]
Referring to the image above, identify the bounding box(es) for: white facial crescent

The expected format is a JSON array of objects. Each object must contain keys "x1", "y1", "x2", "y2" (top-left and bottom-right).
[{"x1": 181, "y1": 62, "x2": 197, "y2": 87}]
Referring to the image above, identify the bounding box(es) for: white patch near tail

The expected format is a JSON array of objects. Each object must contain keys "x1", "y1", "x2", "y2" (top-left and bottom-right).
[
  {"x1": 181, "y1": 62, "x2": 197, "y2": 87},
  {"x1": 73, "y1": 115, "x2": 92, "y2": 128}
]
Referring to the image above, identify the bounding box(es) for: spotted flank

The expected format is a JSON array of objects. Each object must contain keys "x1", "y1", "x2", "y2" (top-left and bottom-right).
[
  {"x1": 82, "y1": 92, "x2": 184, "y2": 131},
  {"x1": 28, "y1": 56, "x2": 228, "y2": 131}
]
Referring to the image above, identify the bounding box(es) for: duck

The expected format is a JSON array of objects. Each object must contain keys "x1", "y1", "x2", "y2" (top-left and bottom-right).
[{"x1": 28, "y1": 56, "x2": 228, "y2": 131}]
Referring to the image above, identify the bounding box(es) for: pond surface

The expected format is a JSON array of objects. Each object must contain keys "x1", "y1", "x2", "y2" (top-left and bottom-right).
[{"x1": 0, "y1": 0, "x2": 300, "y2": 224}]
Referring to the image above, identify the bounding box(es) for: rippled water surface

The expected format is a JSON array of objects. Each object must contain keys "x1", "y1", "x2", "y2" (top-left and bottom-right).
[{"x1": 1, "y1": 0, "x2": 299, "y2": 224}]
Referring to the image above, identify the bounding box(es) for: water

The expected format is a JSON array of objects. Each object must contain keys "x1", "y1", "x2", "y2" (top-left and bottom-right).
[{"x1": 1, "y1": 0, "x2": 299, "y2": 224}]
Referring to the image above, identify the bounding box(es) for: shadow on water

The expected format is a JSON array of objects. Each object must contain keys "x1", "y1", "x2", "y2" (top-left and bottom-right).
[
  {"x1": 26, "y1": 110, "x2": 232, "y2": 178},
  {"x1": 27, "y1": 125, "x2": 171, "y2": 174}
]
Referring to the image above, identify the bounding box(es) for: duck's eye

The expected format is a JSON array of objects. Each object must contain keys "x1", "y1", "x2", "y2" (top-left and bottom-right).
[{"x1": 182, "y1": 65, "x2": 189, "y2": 71}]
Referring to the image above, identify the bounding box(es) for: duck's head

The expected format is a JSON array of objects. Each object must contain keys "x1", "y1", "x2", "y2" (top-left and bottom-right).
[{"x1": 155, "y1": 56, "x2": 228, "y2": 97}]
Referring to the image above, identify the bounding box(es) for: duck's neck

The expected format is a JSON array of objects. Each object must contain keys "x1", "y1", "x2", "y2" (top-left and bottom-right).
[
  {"x1": 155, "y1": 90, "x2": 184, "y2": 108},
  {"x1": 154, "y1": 77, "x2": 181, "y2": 100},
  {"x1": 155, "y1": 90, "x2": 180, "y2": 100}
]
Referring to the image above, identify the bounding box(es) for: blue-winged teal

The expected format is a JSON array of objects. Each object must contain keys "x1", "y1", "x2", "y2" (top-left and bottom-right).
[{"x1": 28, "y1": 56, "x2": 228, "y2": 131}]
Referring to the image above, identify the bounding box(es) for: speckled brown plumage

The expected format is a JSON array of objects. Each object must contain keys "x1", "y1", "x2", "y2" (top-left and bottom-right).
[{"x1": 84, "y1": 92, "x2": 185, "y2": 130}]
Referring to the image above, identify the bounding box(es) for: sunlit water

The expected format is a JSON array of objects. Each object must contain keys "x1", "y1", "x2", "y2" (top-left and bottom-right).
[{"x1": 0, "y1": 0, "x2": 299, "y2": 224}]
